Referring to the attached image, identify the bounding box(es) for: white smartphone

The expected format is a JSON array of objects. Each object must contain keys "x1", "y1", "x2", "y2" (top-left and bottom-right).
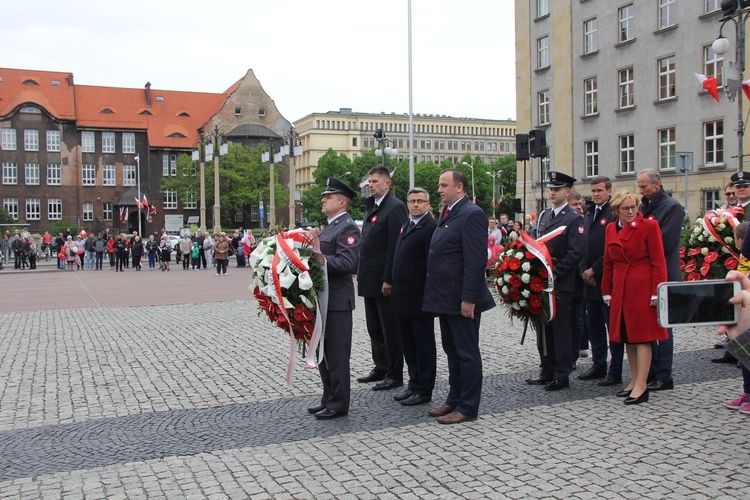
[{"x1": 657, "y1": 280, "x2": 741, "y2": 328}]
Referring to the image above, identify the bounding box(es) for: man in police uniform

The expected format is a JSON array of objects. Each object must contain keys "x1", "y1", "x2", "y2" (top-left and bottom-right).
[
  {"x1": 308, "y1": 177, "x2": 361, "y2": 420},
  {"x1": 734, "y1": 171, "x2": 750, "y2": 210},
  {"x1": 526, "y1": 171, "x2": 585, "y2": 391}
]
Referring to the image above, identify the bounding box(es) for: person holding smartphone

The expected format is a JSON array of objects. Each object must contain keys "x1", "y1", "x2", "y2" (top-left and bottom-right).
[
  {"x1": 601, "y1": 190, "x2": 668, "y2": 405},
  {"x1": 720, "y1": 271, "x2": 750, "y2": 372}
]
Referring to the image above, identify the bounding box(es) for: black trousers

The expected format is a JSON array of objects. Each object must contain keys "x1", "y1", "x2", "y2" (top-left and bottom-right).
[
  {"x1": 539, "y1": 291, "x2": 574, "y2": 382},
  {"x1": 399, "y1": 316, "x2": 436, "y2": 396},
  {"x1": 364, "y1": 296, "x2": 403, "y2": 380},
  {"x1": 318, "y1": 309, "x2": 352, "y2": 412}
]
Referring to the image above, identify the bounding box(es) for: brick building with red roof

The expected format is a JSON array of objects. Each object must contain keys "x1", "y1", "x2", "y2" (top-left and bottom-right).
[{"x1": 0, "y1": 67, "x2": 292, "y2": 234}]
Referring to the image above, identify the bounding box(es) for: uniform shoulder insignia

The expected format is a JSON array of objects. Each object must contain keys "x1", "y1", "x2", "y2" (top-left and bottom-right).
[{"x1": 346, "y1": 235, "x2": 356, "y2": 246}]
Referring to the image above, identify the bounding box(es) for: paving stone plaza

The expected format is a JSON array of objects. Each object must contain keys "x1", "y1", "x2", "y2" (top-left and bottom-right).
[{"x1": 1, "y1": 263, "x2": 749, "y2": 498}]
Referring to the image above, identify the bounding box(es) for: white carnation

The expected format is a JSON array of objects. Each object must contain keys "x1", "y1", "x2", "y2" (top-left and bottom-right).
[
  {"x1": 521, "y1": 273, "x2": 531, "y2": 284},
  {"x1": 701, "y1": 247, "x2": 709, "y2": 255},
  {"x1": 707, "y1": 236, "x2": 717, "y2": 243},
  {"x1": 698, "y1": 235, "x2": 704, "y2": 242},
  {"x1": 718, "y1": 223, "x2": 726, "y2": 230},
  {"x1": 519, "y1": 300, "x2": 528, "y2": 307},
  {"x1": 522, "y1": 261, "x2": 531, "y2": 272},
  {"x1": 522, "y1": 289, "x2": 531, "y2": 298},
  {"x1": 496, "y1": 276, "x2": 504, "y2": 285},
  {"x1": 515, "y1": 252, "x2": 524, "y2": 259},
  {"x1": 726, "y1": 237, "x2": 734, "y2": 244},
  {"x1": 502, "y1": 286, "x2": 509, "y2": 294},
  {"x1": 693, "y1": 226, "x2": 702, "y2": 234},
  {"x1": 512, "y1": 302, "x2": 521, "y2": 310}
]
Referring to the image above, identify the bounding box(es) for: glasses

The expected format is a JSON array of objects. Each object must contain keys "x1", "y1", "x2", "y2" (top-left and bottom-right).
[
  {"x1": 619, "y1": 205, "x2": 638, "y2": 213},
  {"x1": 407, "y1": 199, "x2": 428, "y2": 204},
  {"x1": 726, "y1": 192, "x2": 737, "y2": 197}
]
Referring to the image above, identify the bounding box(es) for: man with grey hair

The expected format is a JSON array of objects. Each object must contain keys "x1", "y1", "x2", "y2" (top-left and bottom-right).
[
  {"x1": 391, "y1": 187, "x2": 438, "y2": 406},
  {"x1": 637, "y1": 168, "x2": 683, "y2": 391}
]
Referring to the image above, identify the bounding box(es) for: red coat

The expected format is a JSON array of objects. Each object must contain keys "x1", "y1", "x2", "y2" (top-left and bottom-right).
[{"x1": 601, "y1": 213, "x2": 668, "y2": 343}]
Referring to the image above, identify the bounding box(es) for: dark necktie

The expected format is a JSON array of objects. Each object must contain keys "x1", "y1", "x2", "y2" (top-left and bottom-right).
[
  {"x1": 405, "y1": 220, "x2": 416, "y2": 234},
  {"x1": 549, "y1": 209, "x2": 556, "y2": 221},
  {"x1": 443, "y1": 208, "x2": 451, "y2": 221},
  {"x1": 593, "y1": 207, "x2": 601, "y2": 223}
]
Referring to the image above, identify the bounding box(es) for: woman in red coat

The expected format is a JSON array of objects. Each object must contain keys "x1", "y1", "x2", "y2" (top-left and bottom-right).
[{"x1": 601, "y1": 190, "x2": 668, "y2": 405}]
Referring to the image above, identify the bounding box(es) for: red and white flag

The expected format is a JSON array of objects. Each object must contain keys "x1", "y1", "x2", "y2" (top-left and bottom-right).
[
  {"x1": 742, "y1": 79, "x2": 750, "y2": 102},
  {"x1": 119, "y1": 207, "x2": 124, "y2": 222},
  {"x1": 142, "y1": 195, "x2": 149, "y2": 211},
  {"x1": 124, "y1": 207, "x2": 129, "y2": 220},
  {"x1": 149, "y1": 204, "x2": 157, "y2": 216},
  {"x1": 242, "y1": 233, "x2": 255, "y2": 256},
  {"x1": 695, "y1": 73, "x2": 719, "y2": 102},
  {"x1": 134, "y1": 197, "x2": 144, "y2": 210}
]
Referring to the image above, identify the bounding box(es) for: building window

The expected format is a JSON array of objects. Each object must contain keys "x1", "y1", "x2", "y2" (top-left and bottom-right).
[
  {"x1": 352, "y1": 137, "x2": 358, "y2": 147},
  {"x1": 1, "y1": 128, "x2": 16, "y2": 150},
  {"x1": 537, "y1": 0, "x2": 549, "y2": 17},
  {"x1": 703, "y1": 189, "x2": 721, "y2": 212},
  {"x1": 584, "y1": 77, "x2": 598, "y2": 116},
  {"x1": 704, "y1": 120, "x2": 724, "y2": 167},
  {"x1": 537, "y1": 91, "x2": 550, "y2": 126},
  {"x1": 26, "y1": 198, "x2": 40, "y2": 220},
  {"x1": 25, "y1": 163, "x2": 40, "y2": 185},
  {"x1": 82, "y1": 131, "x2": 95, "y2": 153},
  {"x1": 102, "y1": 132, "x2": 115, "y2": 153},
  {"x1": 46, "y1": 130, "x2": 60, "y2": 152},
  {"x1": 658, "y1": 56, "x2": 676, "y2": 100},
  {"x1": 102, "y1": 202, "x2": 113, "y2": 220},
  {"x1": 123, "y1": 165, "x2": 136, "y2": 186},
  {"x1": 24, "y1": 129, "x2": 39, "y2": 151},
  {"x1": 2, "y1": 162, "x2": 17, "y2": 185},
  {"x1": 82, "y1": 164, "x2": 96, "y2": 186},
  {"x1": 164, "y1": 190, "x2": 177, "y2": 210},
  {"x1": 102, "y1": 165, "x2": 116, "y2": 186},
  {"x1": 619, "y1": 67, "x2": 635, "y2": 109},
  {"x1": 583, "y1": 18, "x2": 597, "y2": 54},
  {"x1": 3, "y1": 198, "x2": 18, "y2": 220},
  {"x1": 162, "y1": 154, "x2": 177, "y2": 176},
  {"x1": 47, "y1": 164, "x2": 61, "y2": 185},
  {"x1": 537, "y1": 36, "x2": 550, "y2": 69},
  {"x1": 705, "y1": 0, "x2": 720, "y2": 14},
  {"x1": 585, "y1": 140, "x2": 599, "y2": 177},
  {"x1": 122, "y1": 132, "x2": 135, "y2": 154},
  {"x1": 658, "y1": 0, "x2": 676, "y2": 30},
  {"x1": 704, "y1": 45, "x2": 724, "y2": 86},
  {"x1": 83, "y1": 202, "x2": 94, "y2": 222},
  {"x1": 48, "y1": 198, "x2": 62, "y2": 220},
  {"x1": 619, "y1": 135, "x2": 635, "y2": 174},
  {"x1": 619, "y1": 4, "x2": 634, "y2": 43},
  {"x1": 658, "y1": 128, "x2": 676, "y2": 170},
  {"x1": 184, "y1": 191, "x2": 197, "y2": 209}
]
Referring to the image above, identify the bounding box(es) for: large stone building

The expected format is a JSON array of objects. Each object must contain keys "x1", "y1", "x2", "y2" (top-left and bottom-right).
[
  {"x1": 293, "y1": 109, "x2": 517, "y2": 189},
  {"x1": 0, "y1": 67, "x2": 291, "y2": 234},
  {"x1": 515, "y1": 0, "x2": 743, "y2": 218}
]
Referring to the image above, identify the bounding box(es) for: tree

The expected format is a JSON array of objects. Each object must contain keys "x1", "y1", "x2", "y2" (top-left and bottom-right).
[
  {"x1": 300, "y1": 148, "x2": 358, "y2": 225},
  {"x1": 0, "y1": 207, "x2": 14, "y2": 225}
]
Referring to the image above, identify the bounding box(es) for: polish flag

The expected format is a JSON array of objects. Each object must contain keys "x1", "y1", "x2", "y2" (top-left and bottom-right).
[
  {"x1": 242, "y1": 233, "x2": 255, "y2": 256},
  {"x1": 695, "y1": 73, "x2": 720, "y2": 102},
  {"x1": 142, "y1": 195, "x2": 149, "y2": 211},
  {"x1": 149, "y1": 204, "x2": 157, "y2": 216},
  {"x1": 119, "y1": 207, "x2": 124, "y2": 222},
  {"x1": 124, "y1": 207, "x2": 129, "y2": 220},
  {"x1": 134, "y1": 197, "x2": 144, "y2": 210}
]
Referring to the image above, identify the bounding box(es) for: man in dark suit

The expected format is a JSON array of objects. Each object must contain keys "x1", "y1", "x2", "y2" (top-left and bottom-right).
[
  {"x1": 308, "y1": 177, "x2": 361, "y2": 420},
  {"x1": 356, "y1": 166, "x2": 409, "y2": 391},
  {"x1": 526, "y1": 171, "x2": 585, "y2": 391},
  {"x1": 391, "y1": 187, "x2": 438, "y2": 406},
  {"x1": 423, "y1": 169, "x2": 495, "y2": 424},
  {"x1": 638, "y1": 168, "x2": 683, "y2": 391},
  {"x1": 577, "y1": 176, "x2": 623, "y2": 385}
]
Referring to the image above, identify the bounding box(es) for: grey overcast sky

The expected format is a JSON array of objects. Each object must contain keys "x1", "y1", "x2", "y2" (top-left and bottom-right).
[{"x1": 2, "y1": 0, "x2": 516, "y2": 123}]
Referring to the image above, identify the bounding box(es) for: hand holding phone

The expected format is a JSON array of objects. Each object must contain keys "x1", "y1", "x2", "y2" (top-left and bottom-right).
[
  {"x1": 657, "y1": 279, "x2": 741, "y2": 328},
  {"x1": 719, "y1": 271, "x2": 750, "y2": 339}
]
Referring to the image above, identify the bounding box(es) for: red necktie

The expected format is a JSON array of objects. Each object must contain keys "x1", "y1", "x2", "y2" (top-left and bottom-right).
[{"x1": 443, "y1": 207, "x2": 451, "y2": 221}]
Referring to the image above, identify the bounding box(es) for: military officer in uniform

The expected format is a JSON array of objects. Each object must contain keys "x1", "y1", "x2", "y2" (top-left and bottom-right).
[
  {"x1": 308, "y1": 177, "x2": 361, "y2": 420},
  {"x1": 526, "y1": 171, "x2": 585, "y2": 391}
]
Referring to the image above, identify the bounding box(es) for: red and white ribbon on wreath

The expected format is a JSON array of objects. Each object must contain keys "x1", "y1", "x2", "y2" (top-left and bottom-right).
[
  {"x1": 701, "y1": 207, "x2": 743, "y2": 260},
  {"x1": 519, "y1": 227, "x2": 565, "y2": 321},
  {"x1": 269, "y1": 230, "x2": 328, "y2": 388}
]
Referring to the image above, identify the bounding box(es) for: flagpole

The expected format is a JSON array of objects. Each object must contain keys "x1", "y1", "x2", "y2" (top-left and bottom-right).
[{"x1": 135, "y1": 155, "x2": 142, "y2": 236}]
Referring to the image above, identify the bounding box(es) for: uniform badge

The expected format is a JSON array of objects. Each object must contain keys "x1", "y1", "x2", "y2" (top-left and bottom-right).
[
  {"x1": 630, "y1": 221, "x2": 637, "y2": 228},
  {"x1": 371, "y1": 215, "x2": 378, "y2": 223},
  {"x1": 578, "y1": 225, "x2": 584, "y2": 234},
  {"x1": 599, "y1": 218, "x2": 607, "y2": 226},
  {"x1": 347, "y1": 235, "x2": 356, "y2": 246},
  {"x1": 647, "y1": 215, "x2": 655, "y2": 220},
  {"x1": 399, "y1": 226, "x2": 404, "y2": 235}
]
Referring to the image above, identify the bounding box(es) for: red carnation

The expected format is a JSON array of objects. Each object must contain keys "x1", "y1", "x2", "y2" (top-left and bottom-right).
[
  {"x1": 683, "y1": 259, "x2": 697, "y2": 273},
  {"x1": 509, "y1": 289, "x2": 521, "y2": 301},
  {"x1": 688, "y1": 247, "x2": 702, "y2": 256},
  {"x1": 725, "y1": 256, "x2": 739, "y2": 270},
  {"x1": 529, "y1": 294, "x2": 542, "y2": 307},
  {"x1": 530, "y1": 277, "x2": 545, "y2": 292},
  {"x1": 704, "y1": 251, "x2": 719, "y2": 264},
  {"x1": 686, "y1": 272, "x2": 701, "y2": 281},
  {"x1": 679, "y1": 247, "x2": 686, "y2": 258},
  {"x1": 509, "y1": 274, "x2": 522, "y2": 288},
  {"x1": 509, "y1": 258, "x2": 521, "y2": 271},
  {"x1": 500, "y1": 257, "x2": 511, "y2": 271}
]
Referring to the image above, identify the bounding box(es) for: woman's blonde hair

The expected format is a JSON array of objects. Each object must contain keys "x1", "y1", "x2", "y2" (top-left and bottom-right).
[{"x1": 610, "y1": 189, "x2": 640, "y2": 216}]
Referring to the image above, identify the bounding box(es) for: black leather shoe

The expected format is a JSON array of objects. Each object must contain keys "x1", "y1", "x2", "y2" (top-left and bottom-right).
[
  {"x1": 577, "y1": 368, "x2": 607, "y2": 380},
  {"x1": 400, "y1": 394, "x2": 432, "y2": 406},
  {"x1": 544, "y1": 379, "x2": 569, "y2": 391},
  {"x1": 314, "y1": 408, "x2": 347, "y2": 419},
  {"x1": 598, "y1": 374, "x2": 622, "y2": 386},
  {"x1": 357, "y1": 370, "x2": 386, "y2": 383},
  {"x1": 373, "y1": 378, "x2": 403, "y2": 391},
  {"x1": 393, "y1": 389, "x2": 414, "y2": 402},
  {"x1": 624, "y1": 390, "x2": 649, "y2": 405},
  {"x1": 616, "y1": 389, "x2": 632, "y2": 398},
  {"x1": 712, "y1": 353, "x2": 738, "y2": 363},
  {"x1": 525, "y1": 376, "x2": 553, "y2": 385},
  {"x1": 307, "y1": 404, "x2": 325, "y2": 414},
  {"x1": 647, "y1": 379, "x2": 674, "y2": 391}
]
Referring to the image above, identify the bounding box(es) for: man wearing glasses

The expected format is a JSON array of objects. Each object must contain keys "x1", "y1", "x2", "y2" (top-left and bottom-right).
[{"x1": 722, "y1": 182, "x2": 738, "y2": 209}]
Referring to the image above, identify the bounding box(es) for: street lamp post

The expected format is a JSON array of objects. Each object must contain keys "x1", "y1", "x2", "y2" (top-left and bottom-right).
[
  {"x1": 374, "y1": 128, "x2": 398, "y2": 167},
  {"x1": 486, "y1": 171, "x2": 496, "y2": 218},
  {"x1": 462, "y1": 160, "x2": 475, "y2": 203},
  {"x1": 280, "y1": 127, "x2": 303, "y2": 229},
  {"x1": 192, "y1": 139, "x2": 208, "y2": 232},
  {"x1": 712, "y1": 1, "x2": 750, "y2": 174},
  {"x1": 203, "y1": 125, "x2": 227, "y2": 234},
  {"x1": 262, "y1": 139, "x2": 283, "y2": 229},
  {"x1": 135, "y1": 154, "x2": 142, "y2": 236}
]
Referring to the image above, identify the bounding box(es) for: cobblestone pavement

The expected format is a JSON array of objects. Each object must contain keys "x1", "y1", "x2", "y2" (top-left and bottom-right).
[{"x1": 1, "y1": 268, "x2": 749, "y2": 498}]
